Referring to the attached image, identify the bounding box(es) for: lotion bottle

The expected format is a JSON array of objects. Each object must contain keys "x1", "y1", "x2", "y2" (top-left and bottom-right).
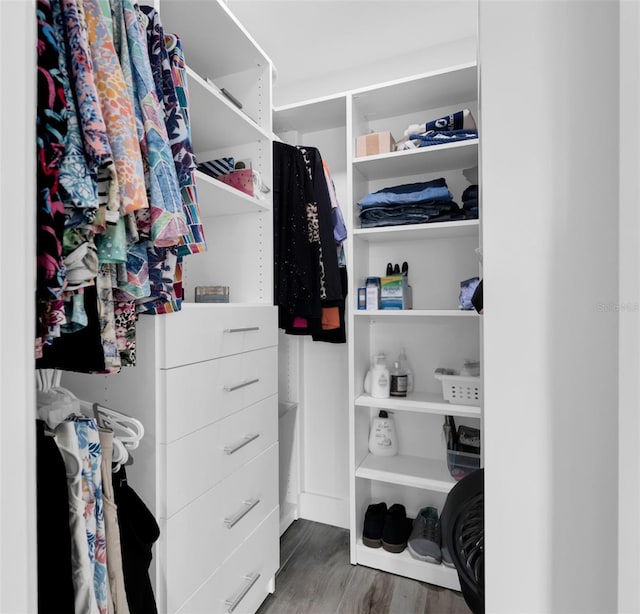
[
  {"x1": 370, "y1": 354, "x2": 390, "y2": 398},
  {"x1": 368, "y1": 410, "x2": 398, "y2": 456}
]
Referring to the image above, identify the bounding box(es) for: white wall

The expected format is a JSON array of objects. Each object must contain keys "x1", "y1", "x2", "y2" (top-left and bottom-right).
[
  {"x1": 274, "y1": 36, "x2": 477, "y2": 107},
  {"x1": 0, "y1": 1, "x2": 37, "y2": 612},
  {"x1": 480, "y1": 1, "x2": 619, "y2": 612},
  {"x1": 618, "y1": 1, "x2": 640, "y2": 611}
]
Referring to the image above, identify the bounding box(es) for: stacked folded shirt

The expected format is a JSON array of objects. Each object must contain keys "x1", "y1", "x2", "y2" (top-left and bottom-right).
[
  {"x1": 396, "y1": 109, "x2": 478, "y2": 151},
  {"x1": 358, "y1": 177, "x2": 477, "y2": 229},
  {"x1": 461, "y1": 184, "x2": 479, "y2": 218}
]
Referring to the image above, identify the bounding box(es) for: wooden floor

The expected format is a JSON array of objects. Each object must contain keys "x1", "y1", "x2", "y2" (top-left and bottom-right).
[{"x1": 257, "y1": 519, "x2": 471, "y2": 614}]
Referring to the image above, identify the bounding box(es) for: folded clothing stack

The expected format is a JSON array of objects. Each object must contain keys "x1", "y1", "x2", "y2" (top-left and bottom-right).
[
  {"x1": 358, "y1": 177, "x2": 475, "y2": 229},
  {"x1": 396, "y1": 109, "x2": 478, "y2": 151},
  {"x1": 461, "y1": 184, "x2": 479, "y2": 218}
]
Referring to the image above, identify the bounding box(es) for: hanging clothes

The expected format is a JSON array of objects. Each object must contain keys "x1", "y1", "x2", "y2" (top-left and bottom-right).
[
  {"x1": 273, "y1": 141, "x2": 346, "y2": 342},
  {"x1": 36, "y1": 420, "x2": 76, "y2": 614},
  {"x1": 113, "y1": 467, "x2": 160, "y2": 614}
]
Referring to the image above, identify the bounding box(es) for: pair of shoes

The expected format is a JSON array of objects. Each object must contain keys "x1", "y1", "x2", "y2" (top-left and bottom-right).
[
  {"x1": 407, "y1": 506, "x2": 442, "y2": 564},
  {"x1": 362, "y1": 502, "x2": 413, "y2": 553}
]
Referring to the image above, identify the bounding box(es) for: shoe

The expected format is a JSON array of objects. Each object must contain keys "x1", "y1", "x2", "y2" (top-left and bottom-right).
[
  {"x1": 362, "y1": 502, "x2": 387, "y2": 548},
  {"x1": 408, "y1": 506, "x2": 442, "y2": 564},
  {"x1": 382, "y1": 504, "x2": 412, "y2": 553}
]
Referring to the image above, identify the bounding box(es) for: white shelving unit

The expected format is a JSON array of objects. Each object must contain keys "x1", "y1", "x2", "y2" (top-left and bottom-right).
[{"x1": 347, "y1": 62, "x2": 482, "y2": 589}]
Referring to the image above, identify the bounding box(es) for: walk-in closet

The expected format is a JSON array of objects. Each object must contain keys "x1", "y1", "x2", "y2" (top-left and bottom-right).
[{"x1": 0, "y1": 1, "x2": 636, "y2": 613}]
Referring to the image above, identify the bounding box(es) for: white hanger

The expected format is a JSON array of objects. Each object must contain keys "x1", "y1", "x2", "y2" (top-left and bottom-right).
[{"x1": 92, "y1": 403, "x2": 144, "y2": 451}]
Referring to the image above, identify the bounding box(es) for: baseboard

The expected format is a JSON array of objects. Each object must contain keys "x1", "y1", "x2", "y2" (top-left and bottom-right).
[{"x1": 298, "y1": 492, "x2": 349, "y2": 529}]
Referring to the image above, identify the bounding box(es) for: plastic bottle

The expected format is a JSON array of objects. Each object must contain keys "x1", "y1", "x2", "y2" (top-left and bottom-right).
[
  {"x1": 370, "y1": 354, "x2": 390, "y2": 398},
  {"x1": 398, "y1": 348, "x2": 414, "y2": 392},
  {"x1": 368, "y1": 410, "x2": 398, "y2": 456},
  {"x1": 389, "y1": 361, "x2": 408, "y2": 397}
]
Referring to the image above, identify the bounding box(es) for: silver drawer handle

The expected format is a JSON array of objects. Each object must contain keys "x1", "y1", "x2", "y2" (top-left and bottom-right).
[
  {"x1": 224, "y1": 498, "x2": 260, "y2": 529},
  {"x1": 224, "y1": 433, "x2": 260, "y2": 455},
  {"x1": 224, "y1": 378, "x2": 259, "y2": 392},
  {"x1": 225, "y1": 572, "x2": 261, "y2": 613},
  {"x1": 224, "y1": 326, "x2": 260, "y2": 333}
]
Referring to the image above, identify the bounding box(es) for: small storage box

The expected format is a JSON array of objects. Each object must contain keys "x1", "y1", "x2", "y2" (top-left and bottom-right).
[
  {"x1": 194, "y1": 286, "x2": 230, "y2": 303},
  {"x1": 447, "y1": 448, "x2": 481, "y2": 481},
  {"x1": 355, "y1": 131, "x2": 395, "y2": 157},
  {"x1": 435, "y1": 373, "x2": 482, "y2": 406}
]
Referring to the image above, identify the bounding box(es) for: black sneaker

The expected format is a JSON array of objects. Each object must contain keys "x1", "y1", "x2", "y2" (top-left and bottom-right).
[
  {"x1": 362, "y1": 502, "x2": 387, "y2": 548},
  {"x1": 382, "y1": 504, "x2": 412, "y2": 553},
  {"x1": 407, "y1": 506, "x2": 442, "y2": 564}
]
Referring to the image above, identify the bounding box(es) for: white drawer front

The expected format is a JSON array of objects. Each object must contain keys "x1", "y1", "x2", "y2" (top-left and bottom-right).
[
  {"x1": 159, "y1": 304, "x2": 277, "y2": 368},
  {"x1": 163, "y1": 395, "x2": 278, "y2": 518},
  {"x1": 163, "y1": 444, "x2": 278, "y2": 613},
  {"x1": 176, "y1": 508, "x2": 280, "y2": 614},
  {"x1": 163, "y1": 346, "x2": 278, "y2": 443}
]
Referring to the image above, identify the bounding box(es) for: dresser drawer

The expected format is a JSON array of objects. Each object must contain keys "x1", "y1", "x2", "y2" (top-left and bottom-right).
[
  {"x1": 176, "y1": 508, "x2": 280, "y2": 614},
  {"x1": 159, "y1": 304, "x2": 277, "y2": 368},
  {"x1": 163, "y1": 444, "x2": 278, "y2": 613},
  {"x1": 163, "y1": 395, "x2": 277, "y2": 518},
  {"x1": 162, "y1": 346, "x2": 277, "y2": 443}
]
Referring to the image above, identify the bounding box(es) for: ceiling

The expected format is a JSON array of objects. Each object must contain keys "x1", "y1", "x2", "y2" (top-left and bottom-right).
[{"x1": 226, "y1": 0, "x2": 478, "y2": 98}]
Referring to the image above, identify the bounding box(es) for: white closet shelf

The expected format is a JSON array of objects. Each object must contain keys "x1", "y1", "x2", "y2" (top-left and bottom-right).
[
  {"x1": 353, "y1": 219, "x2": 479, "y2": 242},
  {"x1": 273, "y1": 94, "x2": 347, "y2": 134},
  {"x1": 195, "y1": 170, "x2": 269, "y2": 216},
  {"x1": 158, "y1": 0, "x2": 270, "y2": 79},
  {"x1": 355, "y1": 392, "x2": 481, "y2": 418},
  {"x1": 188, "y1": 67, "x2": 270, "y2": 154},
  {"x1": 354, "y1": 309, "x2": 478, "y2": 319},
  {"x1": 351, "y1": 63, "x2": 478, "y2": 121},
  {"x1": 355, "y1": 539, "x2": 461, "y2": 591},
  {"x1": 353, "y1": 139, "x2": 478, "y2": 180},
  {"x1": 355, "y1": 454, "x2": 455, "y2": 493}
]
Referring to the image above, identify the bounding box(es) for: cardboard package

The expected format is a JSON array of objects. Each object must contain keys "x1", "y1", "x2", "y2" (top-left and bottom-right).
[
  {"x1": 355, "y1": 131, "x2": 395, "y2": 157},
  {"x1": 380, "y1": 275, "x2": 412, "y2": 310}
]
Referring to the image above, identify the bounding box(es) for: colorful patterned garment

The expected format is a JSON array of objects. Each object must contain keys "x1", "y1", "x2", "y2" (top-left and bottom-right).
[
  {"x1": 111, "y1": 0, "x2": 188, "y2": 248},
  {"x1": 83, "y1": 0, "x2": 148, "y2": 217},
  {"x1": 140, "y1": 8, "x2": 206, "y2": 256},
  {"x1": 165, "y1": 32, "x2": 207, "y2": 257},
  {"x1": 51, "y1": 0, "x2": 99, "y2": 228},
  {"x1": 95, "y1": 265, "x2": 122, "y2": 373},
  {"x1": 37, "y1": 0, "x2": 69, "y2": 346},
  {"x1": 73, "y1": 416, "x2": 109, "y2": 614}
]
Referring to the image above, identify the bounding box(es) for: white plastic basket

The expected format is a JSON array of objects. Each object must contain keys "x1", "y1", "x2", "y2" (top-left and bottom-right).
[{"x1": 435, "y1": 374, "x2": 482, "y2": 406}]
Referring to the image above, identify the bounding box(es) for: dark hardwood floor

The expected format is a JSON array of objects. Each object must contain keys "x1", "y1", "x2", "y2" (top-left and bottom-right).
[{"x1": 257, "y1": 519, "x2": 471, "y2": 614}]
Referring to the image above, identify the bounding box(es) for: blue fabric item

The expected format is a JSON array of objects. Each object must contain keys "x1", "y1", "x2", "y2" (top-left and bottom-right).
[
  {"x1": 462, "y1": 184, "x2": 478, "y2": 202},
  {"x1": 359, "y1": 201, "x2": 472, "y2": 228},
  {"x1": 459, "y1": 277, "x2": 481, "y2": 310},
  {"x1": 359, "y1": 178, "x2": 452, "y2": 209},
  {"x1": 332, "y1": 206, "x2": 348, "y2": 244},
  {"x1": 409, "y1": 129, "x2": 478, "y2": 147},
  {"x1": 425, "y1": 110, "x2": 466, "y2": 132}
]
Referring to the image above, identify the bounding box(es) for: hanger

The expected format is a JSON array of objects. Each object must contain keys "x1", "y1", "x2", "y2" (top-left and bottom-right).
[{"x1": 91, "y1": 402, "x2": 144, "y2": 451}]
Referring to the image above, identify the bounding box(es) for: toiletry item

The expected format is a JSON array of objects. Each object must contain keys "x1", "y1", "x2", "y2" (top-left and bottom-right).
[
  {"x1": 357, "y1": 287, "x2": 367, "y2": 310},
  {"x1": 369, "y1": 410, "x2": 398, "y2": 456},
  {"x1": 365, "y1": 277, "x2": 381, "y2": 310},
  {"x1": 390, "y1": 361, "x2": 408, "y2": 397},
  {"x1": 370, "y1": 354, "x2": 390, "y2": 398},
  {"x1": 398, "y1": 348, "x2": 414, "y2": 392}
]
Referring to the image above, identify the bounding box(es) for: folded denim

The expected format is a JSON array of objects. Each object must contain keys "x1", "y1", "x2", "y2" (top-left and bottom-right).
[
  {"x1": 359, "y1": 178, "x2": 452, "y2": 209},
  {"x1": 360, "y1": 202, "x2": 460, "y2": 226},
  {"x1": 409, "y1": 129, "x2": 478, "y2": 147}
]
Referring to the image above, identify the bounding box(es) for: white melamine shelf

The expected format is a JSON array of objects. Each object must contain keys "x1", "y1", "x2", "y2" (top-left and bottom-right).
[
  {"x1": 355, "y1": 539, "x2": 460, "y2": 591},
  {"x1": 194, "y1": 170, "x2": 268, "y2": 216},
  {"x1": 351, "y1": 63, "x2": 478, "y2": 121},
  {"x1": 353, "y1": 139, "x2": 478, "y2": 180},
  {"x1": 353, "y1": 219, "x2": 479, "y2": 242},
  {"x1": 157, "y1": 0, "x2": 269, "y2": 79},
  {"x1": 273, "y1": 95, "x2": 347, "y2": 134},
  {"x1": 356, "y1": 454, "x2": 455, "y2": 493},
  {"x1": 354, "y1": 309, "x2": 478, "y2": 319},
  {"x1": 355, "y1": 392, "x2": 481, "y2": 417},
  {"x1": 188, "y1": 68, "x2": 270, "y2": 154}
]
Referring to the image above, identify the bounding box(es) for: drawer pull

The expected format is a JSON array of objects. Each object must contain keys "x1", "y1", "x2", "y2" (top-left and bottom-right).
[
  {"x1": 224, "y1": 572, "x2": 261, "y2": 613},
  {"x1": 224, "y1": 378, "x2": 259, "y2": 392},
  {"x1": 224, "y1": 433, "x2": 260, "y2": 455},
  {"x1": 224, "y1": 498, "x2": 260, "y2": 529},
  {"x1": 224, "y1": 326, "x2": 260, "y2": 333}
]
